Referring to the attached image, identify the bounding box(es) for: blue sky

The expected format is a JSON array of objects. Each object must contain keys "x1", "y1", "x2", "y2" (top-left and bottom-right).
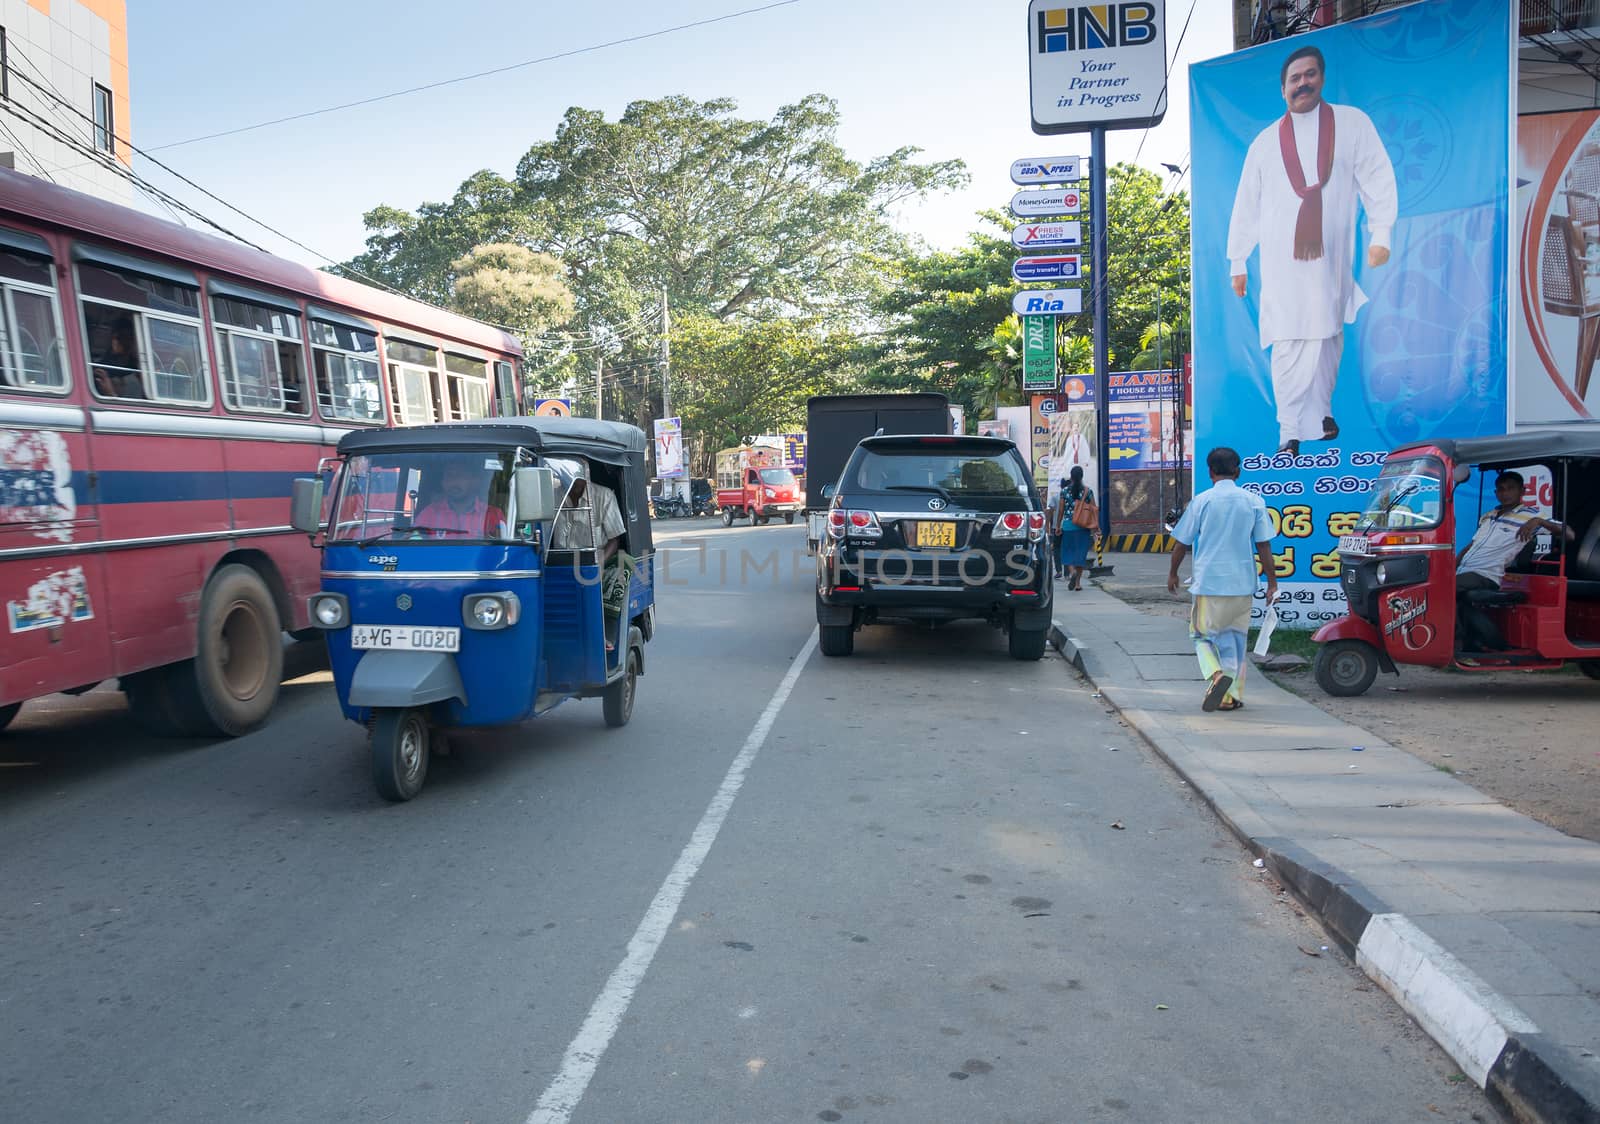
[{"x1": 121, "y1": 0, "x2": 1231, "y2": 269}]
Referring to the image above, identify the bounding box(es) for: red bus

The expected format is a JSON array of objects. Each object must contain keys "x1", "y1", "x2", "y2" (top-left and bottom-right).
[{"x1": 0, "y1": 168, "x2": 524, "y2": 737}]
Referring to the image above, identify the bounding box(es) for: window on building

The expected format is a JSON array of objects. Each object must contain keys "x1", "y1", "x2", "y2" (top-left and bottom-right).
[
  {"x1": 79, "y1": 259, "x2": 208, "y2": 404},
  {"x1": 385, "y1": 337, "x2": 440, "y2": 426},
  {"x1": 0, "y1": 242, "x2": 66, "y2": 392},
  {"x1": 444, "y1": 353, "x2": 491, "y2": 420},
  {"x1": 92, "y1": 83, "x2": 112, "y2": 155},
  {"x1": 213, "y1": 291, "x2": 308, "y2": 416},
  {"x1": 311, "y1": 318, "x2": 384, "y2": 423}
]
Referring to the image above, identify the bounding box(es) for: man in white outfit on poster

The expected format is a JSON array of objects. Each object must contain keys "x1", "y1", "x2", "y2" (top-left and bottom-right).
[{"x1": 1227, "y1": 45, "x2": 1398, "y2": 457}]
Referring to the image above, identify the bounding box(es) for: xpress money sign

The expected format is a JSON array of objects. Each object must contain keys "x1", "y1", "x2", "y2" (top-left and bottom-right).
[{"x1": 1027, "y1": 0, "x2": 1166, "y2": 134}]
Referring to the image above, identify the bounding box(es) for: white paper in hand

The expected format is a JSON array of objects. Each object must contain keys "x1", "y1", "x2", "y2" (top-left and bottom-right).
[{"x1": 1253, "y1": 597, "x2": 1280, "y2": 659}]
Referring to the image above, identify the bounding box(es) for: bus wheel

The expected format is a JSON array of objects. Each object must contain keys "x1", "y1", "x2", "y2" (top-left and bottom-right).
[
  {"x1": 1314, "y1": 640, "x2": 1378, "y2": 697},
  {"x1": 372, "y1": 708, "x2": 429, "y2": 801},
  {"x1": 0, "y1": 702, "x2": 20, "y2": 732},
  {"x1": 1579, "y1": 661, "x2": 1600, "y2": 680},
  {"x1": 192, "y1": 564, "x2": 284, "y2": 736}
]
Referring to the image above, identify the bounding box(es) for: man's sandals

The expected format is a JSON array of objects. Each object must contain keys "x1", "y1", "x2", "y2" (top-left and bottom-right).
[{"x1": 1202, "y1": 672, "x2": 1235, "y2": 712}]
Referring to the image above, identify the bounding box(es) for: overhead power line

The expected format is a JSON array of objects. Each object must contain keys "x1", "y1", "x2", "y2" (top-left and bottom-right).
[
  {"x1": 1133, "y1": 0, "x2": 1200, "y2": 169},
  {"x1": 143, "y1": 1, "x2": 805, "y2": 154}
]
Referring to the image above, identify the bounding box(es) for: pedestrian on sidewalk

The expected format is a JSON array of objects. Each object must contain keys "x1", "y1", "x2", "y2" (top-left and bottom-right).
[
  {"x1": 1051, "y1": 465, "x2": 1095, "y2": 590},
  {"x1": 1166, "y1": 447, "x2": 1278, "y2": 711}
]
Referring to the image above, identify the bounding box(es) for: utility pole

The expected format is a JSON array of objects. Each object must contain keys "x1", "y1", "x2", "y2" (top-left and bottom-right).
[
  {"x1": 1091, "y1": 127, "x2": 1111, "y2": 544},
  {"x1": 660, "y1": 288, "x2": 671, "y2": 419},
  {"x1": 595, "y1": 350, "x2": 603, "y2": 421}
]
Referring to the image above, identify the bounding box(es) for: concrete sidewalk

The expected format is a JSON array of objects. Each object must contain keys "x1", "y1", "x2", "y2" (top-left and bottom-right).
[{"x1": 1050, "y1": 589, "x2": 1600, "y2": 1124}]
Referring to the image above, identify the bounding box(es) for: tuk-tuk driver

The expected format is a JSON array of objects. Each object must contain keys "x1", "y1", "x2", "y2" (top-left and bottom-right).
[
  {"x1": 1456, "y1": 471, "x2": 1573, "y2": 649},
  {"x1": 416, "y1": 456, "x2": 507, "y2": 537}
]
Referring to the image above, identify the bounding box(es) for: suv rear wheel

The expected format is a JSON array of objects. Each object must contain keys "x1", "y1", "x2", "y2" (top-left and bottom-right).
[
  {"x1": 819, "y1": 624, "x2": 854, "y2": 657},
  {"x1": 1008, "y1": 623, "x2": 1047, "y2": 661}
]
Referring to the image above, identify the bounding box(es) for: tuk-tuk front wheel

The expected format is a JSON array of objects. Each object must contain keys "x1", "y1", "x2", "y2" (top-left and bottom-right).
[
  {"x1": 603, "y1": 651, "x2": 639, "y2": 728},
  {"x1": 372, "y1": 708, "x2": 430, "y2": 802},
  {"x1": 1579, "y1": 661, "x2": 1600, "y2": 680},
  {"x1": 721, "y1": 509, "x2": 734, "y2": 527},
  {"x1": 784, "y1": 512, "x2": 796, "y2": 525},
  {"x1": 1314, "y1": 640, "x2": 1379, "y2": 697}
]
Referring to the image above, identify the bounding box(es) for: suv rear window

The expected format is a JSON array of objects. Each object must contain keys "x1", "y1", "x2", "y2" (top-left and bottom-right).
[{"x1": 848, "y1": 447, "x2": 1028, "y2": 498}]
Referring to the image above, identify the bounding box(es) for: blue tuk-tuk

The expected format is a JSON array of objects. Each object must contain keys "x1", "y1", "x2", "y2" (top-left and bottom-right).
[{"x1": 290, "y1": 418, "x2": 656, "y2": 801}]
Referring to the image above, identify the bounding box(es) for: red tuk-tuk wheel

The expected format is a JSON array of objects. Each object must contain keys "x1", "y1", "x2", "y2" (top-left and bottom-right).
[
  {"x1": 1314, "y1": 640, "x2": 1380, "y2": 697},
  {"x1": 721, "y1": 509, "x2": 734, "y2": 527},
  {"x1": 1579, "y1": 661, "x2": 1600, "y2": 680}
]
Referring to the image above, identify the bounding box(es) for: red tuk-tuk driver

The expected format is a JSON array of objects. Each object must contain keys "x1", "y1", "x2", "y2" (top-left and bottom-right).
[{"x1": 1456, "y1": 471, "x2": 1572, "y2": 650}]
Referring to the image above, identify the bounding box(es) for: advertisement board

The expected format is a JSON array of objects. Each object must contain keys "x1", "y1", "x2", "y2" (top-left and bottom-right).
[
  {"x1": 1516, "y1": 109, "x2": 1600, "y2": 425},
  {"x1": 1048, "y1": 409, "x2": 1098, "y2": 506},
  {"x1": 1023, "y1": 316, "x2": 1058, "y2": 391},
  {"x1": 533, "y1": 398, "x2": 573, "y2": 417},
  {"x1": 1027, "y1": 0, "x2": 1168, "y2": 134},
  {"x1": 997, "y1": 405, "x2": 1032, "y2": 465},
  {"x1": 652, "y1": 417, "x2": 684, "y2": 478},
  {"x1": 1189, "y1": 0, "x2": 1513, "y2": 625},
  {"x1": 782, "y1": 432, "x2": 807, "y2": 474}
]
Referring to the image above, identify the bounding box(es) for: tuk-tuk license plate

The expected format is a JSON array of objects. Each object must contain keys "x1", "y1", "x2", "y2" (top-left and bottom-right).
[
  {"x1": 351, "y1": 625, "x2": 461, "y2": 653},
  {"x1": 1338, "y1": 535, "x2": 1371, "y2": 556},
  {"x1": 914, "y1": 521, "x2": 957, "y2": 549}
]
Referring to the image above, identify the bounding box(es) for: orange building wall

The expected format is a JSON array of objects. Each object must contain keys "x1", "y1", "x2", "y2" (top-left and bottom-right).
[{"x1": 23, "y1": 0, "x2": 130, "y2": 165}]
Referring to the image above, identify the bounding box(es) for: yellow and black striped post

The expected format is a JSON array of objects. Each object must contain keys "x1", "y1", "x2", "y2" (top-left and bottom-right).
[{"x1": 1103, "y1": 533, "x2": 1176, "y2": 553}]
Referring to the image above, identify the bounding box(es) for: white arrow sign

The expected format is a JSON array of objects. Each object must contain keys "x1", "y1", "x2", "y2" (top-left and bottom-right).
[
  {"x1": 1012, "y1": 288, "x2": 1083, "y2": 316},
  {"x1": 1010, "y1": 156, "x2": 1082, "y2": 184},
  {"x1": 1011, "y1": 188, "x2": 1082, "y2": 217},
  {"x1": 1011, "y1": 221, "x2": 1082, "y2": 249}
]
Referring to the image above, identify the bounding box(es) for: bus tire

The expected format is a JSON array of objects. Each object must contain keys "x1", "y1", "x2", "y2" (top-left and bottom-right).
[
  {"x1": 371, "y1": 708, "x2": 429, "y2": 801},
  {"x1": 1579, "y1": 660, "x2": 1600, "y2": 680},
  {"x1": 190, "y1": 564, "x2": 284, "y2": 736},
  {"x1": 0, "y1": 702, "x2": 20, "y2": 732},
  {"x1": 603, "y1": 649, "x2": 639, "y2": 728}
]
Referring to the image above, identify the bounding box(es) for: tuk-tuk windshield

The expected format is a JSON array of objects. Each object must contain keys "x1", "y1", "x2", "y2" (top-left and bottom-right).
[
  {"x1": 329, "y1": 450, "x2": 517, "y2": 544},
  {"x1": 1357, "y1": 455, "x2": 1445, "y2": 531},
  {"x1": 758, "y1": 468, "x2": 796, "y2": 486}
]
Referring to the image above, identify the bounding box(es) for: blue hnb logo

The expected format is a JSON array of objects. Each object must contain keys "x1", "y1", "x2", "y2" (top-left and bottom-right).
[{"x1": 1038, "y1": 4, "x2": 1157, "y2": 52}]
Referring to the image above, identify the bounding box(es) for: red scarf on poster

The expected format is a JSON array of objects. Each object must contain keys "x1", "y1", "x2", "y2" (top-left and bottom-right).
[{"x1": 1277, "y1": 101, "x2": 1335, "y2": 261}]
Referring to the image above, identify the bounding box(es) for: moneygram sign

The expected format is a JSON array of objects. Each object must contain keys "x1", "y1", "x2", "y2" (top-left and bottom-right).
[
  {"x1": 1010, "y1": 188, "x2": 1082, "y2": 217},
  {"x1": 1027, "y1": 0, "x2": 1167, "y2": 135}
]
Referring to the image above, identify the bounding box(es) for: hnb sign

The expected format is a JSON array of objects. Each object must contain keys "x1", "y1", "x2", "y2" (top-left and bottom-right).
[
  {"x1": 1036, "y1": 4, "x2": 1158, "y2": 52},
  {"x1": 1028, "y1": 0, "x2": 1166, "y2": 135}
]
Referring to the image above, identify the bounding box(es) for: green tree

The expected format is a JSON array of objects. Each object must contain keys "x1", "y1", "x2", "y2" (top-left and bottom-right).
[{"x1": 449, "y1": 243, "x2": 575, "y2": 337}]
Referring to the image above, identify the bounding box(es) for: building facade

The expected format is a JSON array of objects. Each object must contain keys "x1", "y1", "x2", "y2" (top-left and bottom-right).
[{"x1": 0, "y1": 0, "x2": 129, "y2": 202}]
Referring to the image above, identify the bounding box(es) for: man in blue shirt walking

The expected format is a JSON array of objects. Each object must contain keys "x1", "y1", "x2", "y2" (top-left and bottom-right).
[{"x1": 1167, "y1": 447, "x2": 1279, "y2": 711}]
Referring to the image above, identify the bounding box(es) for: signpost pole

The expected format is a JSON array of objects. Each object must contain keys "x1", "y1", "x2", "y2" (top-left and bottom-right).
[{"x1": 1091, "y1": 126, "x2": 1111, "y2": 541}]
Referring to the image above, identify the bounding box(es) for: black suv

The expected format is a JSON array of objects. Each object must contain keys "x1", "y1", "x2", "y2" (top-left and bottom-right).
[{"x1": 815, "y1": 434, "x2": 1053, "y2": 660}]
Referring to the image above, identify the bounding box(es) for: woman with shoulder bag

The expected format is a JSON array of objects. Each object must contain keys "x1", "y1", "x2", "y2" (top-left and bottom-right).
[{"x1": 1056, "y1": 465, "x2": 1096, "y2": 591}]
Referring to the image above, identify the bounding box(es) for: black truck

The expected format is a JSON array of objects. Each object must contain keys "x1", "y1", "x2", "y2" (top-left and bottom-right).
[{"x1": 803, "y1": 392, "x2": 952, "y2": 554}]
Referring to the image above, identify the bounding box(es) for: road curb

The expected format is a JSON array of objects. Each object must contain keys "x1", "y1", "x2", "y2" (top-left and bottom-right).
[{"x1": 1054, "y1": 623, "x2": 1600, "y2": 1124}]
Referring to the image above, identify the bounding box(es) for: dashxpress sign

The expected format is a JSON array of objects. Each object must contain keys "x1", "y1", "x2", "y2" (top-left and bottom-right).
[{"x1": 1028, "y1": 1, "x2": 1167, "y2": 134}]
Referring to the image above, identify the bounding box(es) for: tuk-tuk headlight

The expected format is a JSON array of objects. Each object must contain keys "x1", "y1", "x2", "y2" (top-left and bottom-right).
[
  {"x1": 309, "y1": 593, "x2": 348, "y2": 629},
  {"x1": 1376, "y1": 562, "x2": 1389, "y2": 585},
  {"x1": 464, "y1": 592, "x2": 521, "y2": 630}
]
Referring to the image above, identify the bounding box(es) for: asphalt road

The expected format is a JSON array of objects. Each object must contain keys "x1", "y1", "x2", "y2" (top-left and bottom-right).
[{"x1": 1, "y1": 521, "x2": 1491, "y2": 1124}]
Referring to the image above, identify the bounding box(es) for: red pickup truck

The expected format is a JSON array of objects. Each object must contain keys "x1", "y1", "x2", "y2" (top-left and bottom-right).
[{"x1": 715, "y1": 446, "x2": 803, "y2": 526}]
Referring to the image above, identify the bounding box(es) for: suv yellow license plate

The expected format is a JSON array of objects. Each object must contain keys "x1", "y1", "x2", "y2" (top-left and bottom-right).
[
  {"x1": 351, "y1": 625, "x2": 461, "y2": 652},
  {"x1": 914, "y1": 521, "x2": 956, "y2": 548}
]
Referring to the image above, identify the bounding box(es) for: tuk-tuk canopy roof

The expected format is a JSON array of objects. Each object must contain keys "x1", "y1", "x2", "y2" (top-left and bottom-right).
[
  {"x1": 337, "y1": 417, "x2": 647, "y2": 467},
  {"x1": 1398, "y1": 431, "x2": 1600, "y2": 468}
]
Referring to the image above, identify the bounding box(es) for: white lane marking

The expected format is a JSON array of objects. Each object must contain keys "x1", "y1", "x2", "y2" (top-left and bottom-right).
[{"x1": 526, "y1": 626, "x2": 821, "y2": 1124}]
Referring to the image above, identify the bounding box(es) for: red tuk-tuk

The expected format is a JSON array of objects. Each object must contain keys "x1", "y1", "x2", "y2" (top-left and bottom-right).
[{"x1": 1312, "y1": 432, "x2": 1600, "y2": 696}]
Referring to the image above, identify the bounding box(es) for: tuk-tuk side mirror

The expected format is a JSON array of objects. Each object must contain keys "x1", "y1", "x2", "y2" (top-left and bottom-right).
[
  {"x1": 515, "y1": 466, "x2": 558, "y2": 523},
  {"x1": 1452, "y1": 464, "x2": 1472, "y2": 486},
  {"x1": 290, "y1": 477, "x2": 324, "y2": 535},
  {"x1": 821, "y1": 482, "x2": 837, "y2": 501}
]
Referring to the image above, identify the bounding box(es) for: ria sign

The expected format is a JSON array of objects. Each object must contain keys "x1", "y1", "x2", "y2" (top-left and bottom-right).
[
  {"x1": 1012, "y1": 254, "x2": 1082, "y2": 283},
  {"x1": 1012, "y1": 288, "x2": 1083, "y2": 316},
  {"x1": 1010, "y1": 156, "x2": 1082, "y2": 185},
  {"x1": 1011, "y1": 221, "x2": 1082, "y2": 249},
  {"x1": 1010, "y1": 188, "x2": 1082, "y2": 217}
]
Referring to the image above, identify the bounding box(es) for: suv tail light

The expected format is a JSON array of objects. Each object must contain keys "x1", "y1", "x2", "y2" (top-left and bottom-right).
[
  {"x1": 846, "y1": 509, "x2": 882, "y2": 539},
  {"x1": 1027, "y1": 512, "x2": 1046, "y2": 542},
  {"x1": 993, "y1": 511, "x2": 1027, "y2": 540},
  {"x1": 827, "y1": 509, "x2": 847, "y2": 540}
]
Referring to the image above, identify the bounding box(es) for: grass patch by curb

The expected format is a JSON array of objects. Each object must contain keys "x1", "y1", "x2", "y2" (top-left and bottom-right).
[{"x1": 1248, "y1": 627, "x2": 1319, "y2": 666}]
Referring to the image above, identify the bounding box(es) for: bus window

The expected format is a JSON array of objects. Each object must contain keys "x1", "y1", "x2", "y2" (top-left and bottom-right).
[
  {"x1": 385, "y1": 337, "x2": 440, "y2": 426},
  {"x1": 310, "y1": 317, "x2": 384, "y2": 424},
  {"x1": 212, "y1": 290, "x2": 308, "y2": 416},
  {"x1": 0, "y1": 243, "x2": 66, "y2": 392},
  {"x1": 445, "y1": 353, "x2": 491, "y2": 420},
  {"x1": 78, "y1": 259, "x2": 208, "y2": 405},
  {"x1": 494, "y1": 359, "x2": 518, "y2": 416}
]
